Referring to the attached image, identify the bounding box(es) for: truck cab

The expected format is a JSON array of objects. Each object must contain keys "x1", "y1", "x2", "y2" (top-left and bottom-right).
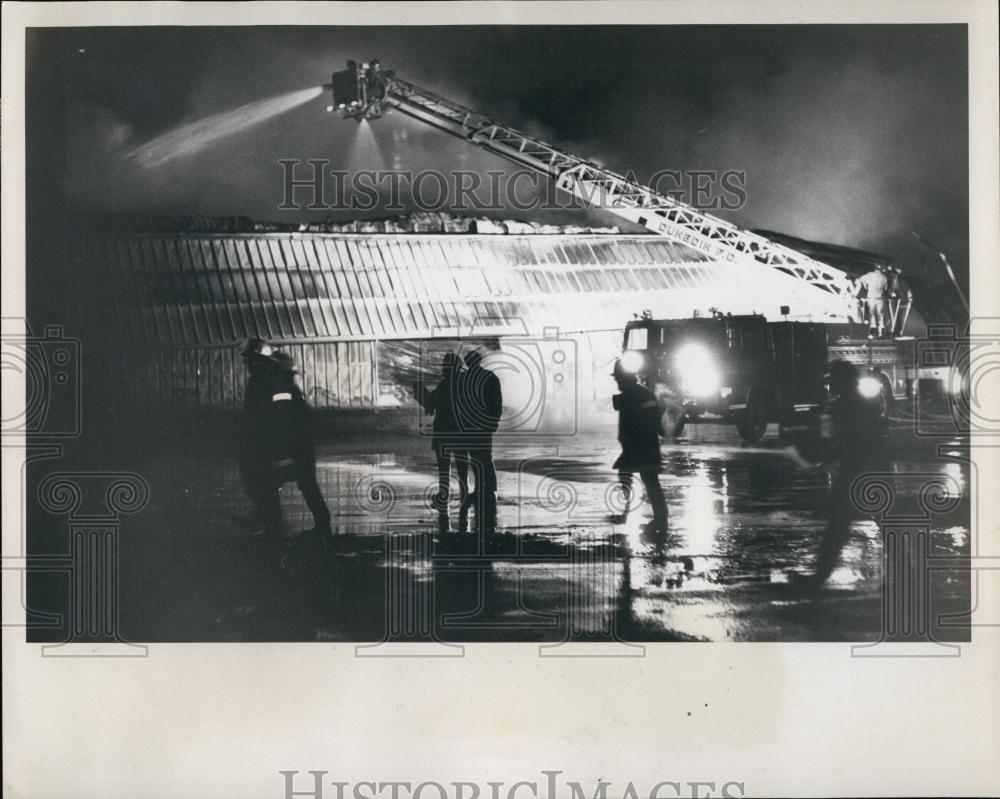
[{"x1": 621, "y1": 313, "x2": 833, "y2": 442}]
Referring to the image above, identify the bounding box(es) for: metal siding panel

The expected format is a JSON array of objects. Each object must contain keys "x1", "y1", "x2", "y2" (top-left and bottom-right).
[
  {"x1": 309, "y1": 342, "x2": 326, "y2": 408},
  {"x1": 208, "y1": 238, "x2": 242, "y2": 341},
  {"x1": 257, "y1": 239, "x2": 292, "y2": 338},
  {"x1": 174, "y1": 236, "x2": 212, "y2": 342},
  {"x1": 394, "y1": 258, "x2": 418, "y2": 299},
  {"x1": 428, "y1": 239, "x2": 450, "y2": 271},
  {"x1": 638, "y1": 242, "x2": 660, "y2": 265},
  {"x1": 374, "y1": 241, "x2": 398, "y2": 295},
  {"x1": 335, "y1": 340, "x2": 347, "y2": 407},
  {"x1": 358, "y1": 240, "x2": 376, "y2": 270},
  {"x1": 563, "y1": 243, "x2": 583, "y2": 265},
  {"x1": 305, "y1": 240, "x2": 339, "y2": 337},
  {"x1": 470, "y1": 239, "x2": 496, "y2": 269},
  {"x1": 252, "y1": 239, "x2": 280, "y2": 332},
  {"x1": 371, "y1": 263, "x2": 392, "y2": 298},
  {"x1": 233, "y1": 238, "x2": 265, "y2": 336},
  {"x1": 327, "y1": 256, "x2": 359, "y2": 336},
  {"x1": 324, "y1": 341, "x2": 336, "y2": 408},
  {"x1": 562, "y1": 269, "x2": 582, "y2": 293},
  {"x1": 342, "y1": 301, "x2": 363, "y2": 340},
  {"x1": 289, "y1": 239, "x2": 323, "y2": 336},
  {"x1": 273, "y1": 238, "x2": 310, "y2": 337},
  {"x1": 218, "y1": 238, "x2": 252, "y2": 339},
  {"x1": 342, "y1": 242, "x2": 379, "y2": 337},
  {"x1": 408, "y1": 299, "x2": 431, "y2": 334},
  {"x1": 330, "y1": 342, "x2": 343, "y2": 408},
  {"x1": 188, "y1": 237, "x2": 225, "y2": 342},
  {"x1": 367, "y1": 297, "x2": 391, "y2": 338},
  {"x1": 414, "y1": 240, "x2": 434, "y2": 271},
  {"x1": 396, "y1": 299, "x2": 419, "y2": 336}
]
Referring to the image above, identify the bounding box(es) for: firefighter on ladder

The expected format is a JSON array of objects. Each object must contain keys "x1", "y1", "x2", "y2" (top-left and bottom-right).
[
  {"x1": 888, "y1": 263, "x2": 914, "y2": 337},
  {"x1": 856, "y1": 261, "x2": 891, "y2": 338}
]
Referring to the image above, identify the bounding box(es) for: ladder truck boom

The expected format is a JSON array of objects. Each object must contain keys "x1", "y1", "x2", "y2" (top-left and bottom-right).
[{"x1": 330, "y1": 59, "x2": 858, "y2": 322}]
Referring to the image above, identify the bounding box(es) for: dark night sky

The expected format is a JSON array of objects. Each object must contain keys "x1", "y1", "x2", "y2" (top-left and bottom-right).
[{"x1": 27, "y1": 25, "x2": 968, "y2": 288}]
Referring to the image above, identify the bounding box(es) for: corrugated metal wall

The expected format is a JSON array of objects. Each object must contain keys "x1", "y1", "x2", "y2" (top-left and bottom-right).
[
  {"x1": 75, "y1": 232, "x2": 717, "y2": 349},
  {"x1": 74, "y1": 230, "x2": 731, "y2": 411},
  {"x1": 99, "y1": 341, "x2": 377, "y2": 410}
]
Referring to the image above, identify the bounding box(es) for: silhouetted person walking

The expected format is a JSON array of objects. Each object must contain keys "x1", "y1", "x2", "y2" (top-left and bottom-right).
[
  {"x1": 238, "y1": 338, "x2": 284, "y2": 538},
  {"x1": 811, "y1": 360, "x2": 887, "y2": 586},
  {"x1": 417, "y1": 353, "x2": 470, "y2": 534},
  {"x1": 270, "y1": 351, "x2": 333, "y2": 539},
  {"x1": 458, "y1": 350, "x2": 502, "y2": 532},
  {"x1": 237, "y1": 339, "x2": 331, "y2": 543},
  {"x1": 610, "y1": 358, "x2": 668, "y2": 537}
]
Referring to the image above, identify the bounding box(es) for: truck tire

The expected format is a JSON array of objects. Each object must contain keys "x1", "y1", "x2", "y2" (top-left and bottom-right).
[{"x1": 737, "y1": 390, "x2": 770, "y2": 444}]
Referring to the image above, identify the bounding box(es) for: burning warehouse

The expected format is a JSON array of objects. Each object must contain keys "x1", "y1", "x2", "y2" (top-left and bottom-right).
[
  {"x1": 60, "y1": 211, "x2": 921, "y2": 432},
  {"x1": 16, "y1": 27, "x2": 972, "y2": 661},
  {"x1": 9, "y1": 17, "x2": 986, "y2": 798}
]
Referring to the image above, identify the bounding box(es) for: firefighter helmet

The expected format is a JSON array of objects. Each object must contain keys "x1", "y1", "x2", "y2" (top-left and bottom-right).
[{"x1": 241, "y1": 338, "x2": 276, "y2": 360}]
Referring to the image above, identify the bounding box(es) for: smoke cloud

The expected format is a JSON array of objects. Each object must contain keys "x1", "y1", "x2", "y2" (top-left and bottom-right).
[{"x1": 29, "y1": 25, "x2": 968, "y2": 287}]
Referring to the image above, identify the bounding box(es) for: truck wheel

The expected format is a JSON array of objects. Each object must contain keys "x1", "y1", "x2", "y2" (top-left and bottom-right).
[{"x1": 737, "y1": 391, "x2": 770, "y2": 444}]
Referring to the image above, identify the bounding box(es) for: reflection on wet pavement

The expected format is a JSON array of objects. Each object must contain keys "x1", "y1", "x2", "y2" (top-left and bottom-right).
[{"x1": 27, "y1": 426, "x2": 971, "y2": 643}]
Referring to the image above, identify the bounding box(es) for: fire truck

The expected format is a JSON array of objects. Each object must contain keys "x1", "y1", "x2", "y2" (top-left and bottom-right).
[
  {"x1": 620, "y1": 312, "x2": 922, "y2": 442},
  {"x1": 327, "y1": 60, "x2": 958, "y2": 442}
]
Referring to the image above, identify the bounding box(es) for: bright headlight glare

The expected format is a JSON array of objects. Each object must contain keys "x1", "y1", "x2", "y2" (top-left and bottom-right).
[
  {"x1": 675, "y1": 342, "x2": 720, "y2": 397},
  {"x1": 621, "y1": 350, "x2": 644, "y2": 373},
  {"x1": 858, "y1": 376, "x2": 882, "y2": 399}
]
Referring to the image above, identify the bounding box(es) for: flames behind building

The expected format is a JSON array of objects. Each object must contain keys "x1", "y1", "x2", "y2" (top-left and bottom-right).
[{"x1": 43, "y1": 213, "x2": 927, "y2": 433}]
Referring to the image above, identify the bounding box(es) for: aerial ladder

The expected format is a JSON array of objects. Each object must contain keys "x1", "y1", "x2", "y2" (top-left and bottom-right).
[{"x1": 330, "y1": 59, "x2": 859, "y2": 323}]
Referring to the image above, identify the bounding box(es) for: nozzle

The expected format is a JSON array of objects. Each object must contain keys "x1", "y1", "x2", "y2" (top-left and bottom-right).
[{"x1": 330, "y1": 58, "x2": 389, "y2": 121}]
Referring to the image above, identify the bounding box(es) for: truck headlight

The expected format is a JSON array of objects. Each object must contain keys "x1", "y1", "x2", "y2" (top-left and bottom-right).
[
  {"x1": 675, "y1": 342, "x2": 720, "y2": 397},
  {"x1": 621, "y1": 350, "x2": 644, "y2": 373},
  {"x1": 858, "y1": 376, "x2": 882, "y2": 399}
]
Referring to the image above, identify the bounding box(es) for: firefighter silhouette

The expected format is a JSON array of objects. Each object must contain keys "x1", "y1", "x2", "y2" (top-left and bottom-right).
[
  {"x1": 457, "y1": 350, "x2": 502, "y2": 533},
  {"x1": 416, "y1": 353, "x2": 470, "y2": 534},
  {"x1": 609, "y1": 358, "x2": 668, "y2": 537},
  {"x1": 237, "y1": 339, "x2": 331, "y2": 541},
  {"x1": 810, "y1": 360, "x2": 888, "y2": 586}
]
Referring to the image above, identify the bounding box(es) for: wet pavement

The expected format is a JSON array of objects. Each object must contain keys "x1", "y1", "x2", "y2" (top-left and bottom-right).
[{"x1": 26, "y1": 421, "x2": 971, "y2": 643}]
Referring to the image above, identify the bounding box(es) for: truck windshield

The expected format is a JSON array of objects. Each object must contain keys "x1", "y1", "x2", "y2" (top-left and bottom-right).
[{"x1": 625, "y1": 327, "x2": 648, "y2": 350}]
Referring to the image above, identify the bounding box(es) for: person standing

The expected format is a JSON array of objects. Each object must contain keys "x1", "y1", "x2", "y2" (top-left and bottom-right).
[
  {"x1": 416, "y1": 353, "x2": 470, "y2": 533},
  {"x1": 809, "y1": 360, "x2": 888, "y2": 587},
  {"x1": 458, "y1": 350, "x2": 502, "y2": 533},
  {"x1": 270, "y1": 351, "x2": 333, "y2": 539},
  {"x1": 609, "y1": 359, "x2": 668, "y2": 537},
  {"x1": 856, "y1": 262, "x2": 891, "y2": 338},
  {"x1": 888, "y1": 264, "x2": 914, "y2": 337},
  {"x1": 238, "y1": 338, "x2": 284, "y2": 538}
]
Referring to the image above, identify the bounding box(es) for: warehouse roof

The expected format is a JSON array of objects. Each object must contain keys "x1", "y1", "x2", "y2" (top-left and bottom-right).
[{"x1": 72, "y1": 227, "x2": 848, "y2": 351}]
